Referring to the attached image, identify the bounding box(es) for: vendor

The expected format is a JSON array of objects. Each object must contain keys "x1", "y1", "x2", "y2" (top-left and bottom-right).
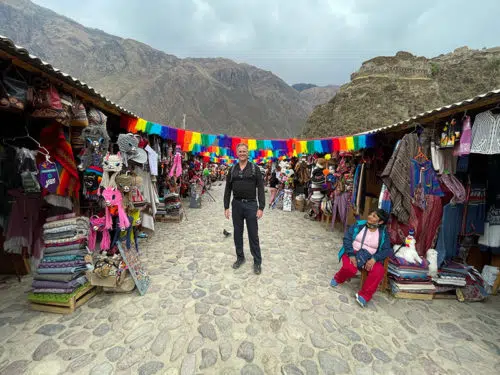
[{"x1": 330, "y1": 209, "x2": 391, "y2": 307}]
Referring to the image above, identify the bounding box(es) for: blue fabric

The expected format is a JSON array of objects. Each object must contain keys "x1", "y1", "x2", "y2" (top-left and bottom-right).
[
  {"x1": 436, "y1": 203, "x2": 464, "y2": 266},
  {"x1": 37, "y1": 266, "x2": 86, "y2": 274},
  {"x1": 337, "y1": 220, "x2": 392, "y2": 263}
]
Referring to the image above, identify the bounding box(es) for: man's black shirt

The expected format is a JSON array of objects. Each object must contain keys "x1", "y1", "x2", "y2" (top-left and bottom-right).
[{"x1": 224, "y1": 162, "x2": 265, "y2": 210}]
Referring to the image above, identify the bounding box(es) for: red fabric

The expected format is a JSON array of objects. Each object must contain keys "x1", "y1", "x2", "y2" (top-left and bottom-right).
[
  {"x1": 334, "y1": 254, "x2": 385, "y2": 302},
  {"x1": 332, "y1": 138, "x2": 340, "y2": 151},
  {"x1": 39, "y1": 123, "x2": 80, "y2": 198},
  {"x1": 388, "y1": 195, "x2": 443, "y2": 256}
]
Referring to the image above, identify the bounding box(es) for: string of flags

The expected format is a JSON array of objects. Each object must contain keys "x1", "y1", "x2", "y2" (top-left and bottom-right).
[{"x1": 120, "y1": 115, "x2": 376, "y2": 163}]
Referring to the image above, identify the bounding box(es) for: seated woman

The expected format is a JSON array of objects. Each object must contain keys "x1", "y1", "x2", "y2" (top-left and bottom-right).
[{"x1": 330, "y1": 209, "x2": 391, "y2": 307}]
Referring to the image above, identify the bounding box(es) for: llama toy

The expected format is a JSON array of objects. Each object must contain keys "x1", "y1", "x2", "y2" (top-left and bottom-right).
[
  {"x1": 101, "y1": 186, "x2": 130, "y2": 231},
  {"x1": 393, "y1": 231, "x2": 423, "y2": 264},
  {"x1": 88, "y1": 215, "x2": 111, "y2": 251},
  {"x1": 100, "y1": 152, "x2": 123, "y2": 189},
  {"x1": 426, "y1": 248, "x2": 438, "y2": 276}
]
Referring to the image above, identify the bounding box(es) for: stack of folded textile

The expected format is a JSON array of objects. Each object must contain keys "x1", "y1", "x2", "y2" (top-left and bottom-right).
[
  {"x1": 388, "y1": 256, "x2": 436, "y2": 295},
  {"x1": 163, "y1": 192, "x2": 182, "y2": 217},
  {"x1": 29, "y1": 214, "x2": 91, "y2": 302},
  {"x1": 433, "y1": 260, "x2": 468, "y2": 287}
]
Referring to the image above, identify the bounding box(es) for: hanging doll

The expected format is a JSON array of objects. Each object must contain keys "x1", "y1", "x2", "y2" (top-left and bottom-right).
[
  {"x1": 169, "y1": 145, "x2": 183, "y2": 178},
  {"x1": 78, "y1": 125, "x2": 110, "y2": 171},
  {"x1": 82, "y1": 166, "x2": 103, "y2": 200},
  {"x1": 100, "y1": 152, "x2": 123, "y2": 189},
  {"x1": 101, "y1": 186, "x2": 130, "y2": 230}
]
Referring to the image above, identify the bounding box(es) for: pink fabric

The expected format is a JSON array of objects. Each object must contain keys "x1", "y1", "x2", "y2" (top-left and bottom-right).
[
  {"x1": 352, "y1": 228, "x2": 379, "y2": 255},
  {"x1": 102, "y1": 187, "x2": 130, "y2": 230},
  {"x1": 88, "y1": 216, "x2": 111, "y2": 251},
  {"x1": 334, "y1": 254, "x2": 385, "y2": 302},
  {"x1": 454, "y1": 116, "x2": 472, "y2": 156},
  {"x1": 169, "y1": 151, "x2": 182, "y2": 178},
  {"x1": 4, "y1": 189, "x2": 43, "y2": 258}
]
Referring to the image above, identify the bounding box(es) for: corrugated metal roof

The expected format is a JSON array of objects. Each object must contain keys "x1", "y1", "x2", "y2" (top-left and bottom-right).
[
  {"x1": 357, "y1": 88, "x2": 500, "y2": 135},
  {"x1": 0, "y1": 35, "x2": 137, "y2": 118}
]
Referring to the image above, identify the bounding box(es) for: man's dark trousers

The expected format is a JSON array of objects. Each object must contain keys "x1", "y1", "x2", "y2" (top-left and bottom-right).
[{"x1": 231, "y1": 198, "x2": 262, "y2": 265}]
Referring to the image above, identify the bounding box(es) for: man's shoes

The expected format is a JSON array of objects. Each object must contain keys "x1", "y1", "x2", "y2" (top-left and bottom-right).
[
  {"x1": 232, "y1": 258, "x2": 245, "y2": 269},
  {"x1": 355, "y1": 293, "x2": 367, "y2": 308},
  {"x1": 254, "y1": 264, "x2": 262, "y2": 275},
  {"x1": 330, "y1": 278, "x2": 338, "y2": 287}
]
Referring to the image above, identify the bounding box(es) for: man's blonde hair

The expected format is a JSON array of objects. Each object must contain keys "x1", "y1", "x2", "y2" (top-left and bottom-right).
[{"x1": 236, "y1": 143, "x2": 249, "y2": 151}]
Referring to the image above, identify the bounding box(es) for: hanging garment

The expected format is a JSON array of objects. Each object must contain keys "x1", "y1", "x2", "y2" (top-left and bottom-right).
[
  {"x1": 381, "y1": 134, "x2": 419, "y2": 223},
  {"x1": 135, "y1": 166, "x2": 159, "y2": 232},
  {"x1": 454, "y1": 116, "x2": 472, "y2": 156},
  {"x1": 378, "y1": 184, "x2": 392, "y2": 214},
  {"x1": 330, "y1": 191, "x2": 351, "y2": 232},
  {"x1": 39, "y1": 123, "x2": 80, "y2": 198},
  {"x1": 410, "y1": 159, "x2": 444, "y2": 210},
  {"x1": 463, "y1": 184, "x2": 487, "y2": 235},
  {"x1": 470, "y1": 110, "x2": 500, "y2": 155},
  {"x1": 478, "y1": 207, "x2": 500, "y2": 255},
  {"x1": 3, "y1": 189, "x2": 43, "y2": 257},
  {"x1": 439, "y1": 174, "x2": 466, "y2": 204},
  {"x1": 145, "y1": 144, "x2": 158, "y2": 176},
  {"x1": 435, "y1": 204, "x2": 464, "y2": 266},
  {"x1": 410, "y1": 195, "x2": 443, "y2": 256}
]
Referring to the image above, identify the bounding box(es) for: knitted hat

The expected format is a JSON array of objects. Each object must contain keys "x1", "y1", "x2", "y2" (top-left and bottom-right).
[{"x1": 117, "y1": 133, "x2": 148, "y2": 166}]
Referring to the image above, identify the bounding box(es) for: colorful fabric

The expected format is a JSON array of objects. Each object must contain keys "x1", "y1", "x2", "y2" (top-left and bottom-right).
[
  {"x1": 38, "y1": 261, "x2": 85, "y2": 268},
  {"x1": 32, "y1": 276, "x2": 87, "y2": 289},
  {"x1": 39, "y1": 122, "x2": 80, "y2": 198},
  {"x1": 381, "y1": 134, "x2": 419, "y2": 223},
  {"x1": 37, "y1": 266, "x2": 87, "y2": 274},
  {"x1": 28, "y1": 283, "x2": 90, "y2": 303},
  {"x1": 42, "y1": 254, "x2": 83, "y2": 263}
]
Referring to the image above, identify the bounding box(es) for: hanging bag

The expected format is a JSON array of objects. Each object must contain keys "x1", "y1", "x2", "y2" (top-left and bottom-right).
[{"x1": 1, "y1": 64, "x2": 28, "y2": 111}]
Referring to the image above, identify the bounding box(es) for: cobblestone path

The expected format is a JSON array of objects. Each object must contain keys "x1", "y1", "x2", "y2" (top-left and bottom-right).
[{"x1": 0, "y1": 184, "x2": 499, "y2": 375}]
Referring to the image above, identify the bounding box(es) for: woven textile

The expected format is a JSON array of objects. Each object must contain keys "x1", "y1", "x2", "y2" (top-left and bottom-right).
[{"x1": 470, "y1": 111, "x2": 500, "y2": 155}]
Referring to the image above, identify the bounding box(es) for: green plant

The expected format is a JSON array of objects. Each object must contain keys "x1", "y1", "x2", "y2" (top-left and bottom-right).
[{"x1": 430, "y1": 62, "x2": 440, "y2": 77}]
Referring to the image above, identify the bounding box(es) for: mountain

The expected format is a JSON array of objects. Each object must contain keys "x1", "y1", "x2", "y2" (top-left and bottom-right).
[
  {"x1": 292, "y1": 83, "x2": 318, "y2": 92},
  {"x1": 0, "y1": 0, "x2": 322, "y2": 138},
  {"x1": 299, "y1": 85, "x2": 341, "y2": 112},
  {"x1": 303, "y1": 48, "x2": 500, "y2": 137}
]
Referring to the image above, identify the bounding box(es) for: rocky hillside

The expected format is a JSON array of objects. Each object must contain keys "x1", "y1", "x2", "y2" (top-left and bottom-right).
[
  {"x1": 303, "y1": 48, "x2": 500, "y2": 137},
  {"x1": 299, "y1": 85, "x2": 340, "y2": 112},
  {"x1": 0, "y1": 0, "x2": 326, "y2": 138},
  {"x1": 292, "y1": 84, "x2": 318, "y2": 92}
]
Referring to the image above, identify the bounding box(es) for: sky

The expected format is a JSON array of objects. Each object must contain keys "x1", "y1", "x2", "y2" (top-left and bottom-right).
[{"x1": 32, "y1": 0, "x2": 500, "y2": 86}]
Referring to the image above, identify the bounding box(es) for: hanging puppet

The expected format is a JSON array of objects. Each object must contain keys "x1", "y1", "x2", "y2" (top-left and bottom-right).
[
  {"x1": 100, "y1": 152, "x2": 123, "y2": 189},
  {"x1": 78, "y1": 125, "x2": 110, "y2": 171}
]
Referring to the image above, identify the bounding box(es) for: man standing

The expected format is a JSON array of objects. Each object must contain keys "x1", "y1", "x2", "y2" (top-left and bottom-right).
[{"x1": 224, "y1": 143, "x2": 265, "y2": 274}]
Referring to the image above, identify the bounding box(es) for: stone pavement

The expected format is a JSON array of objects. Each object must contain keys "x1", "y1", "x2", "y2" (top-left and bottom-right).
[{"x1": 1, "y1": 184, "x2": 500, "y2": 375}]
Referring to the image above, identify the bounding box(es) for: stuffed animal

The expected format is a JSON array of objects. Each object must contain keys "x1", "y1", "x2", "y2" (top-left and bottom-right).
[
  {"x1": 426, "y1": 248, "x2": 438, "y2": 276},
  {"x1": 88, "y1": 215, "x2": 111, "y2": 251},
  {"x1": 78, "y1": 125, "x2": 110, "y2": 170},
  {"x1": 100, "y1": 152, "x2": 123, "y2": 189},
  {"x1": 393, "y1": 235, "x2": 423, "y2": 264},
  {"x1": 101, "y1": 186, "x2": 130, "y2": 230}
]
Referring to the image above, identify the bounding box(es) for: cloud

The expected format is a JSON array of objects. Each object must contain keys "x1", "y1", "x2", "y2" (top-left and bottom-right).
[{"x1": 32, "y1": 0, "x2": 500, "y2": 85}]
